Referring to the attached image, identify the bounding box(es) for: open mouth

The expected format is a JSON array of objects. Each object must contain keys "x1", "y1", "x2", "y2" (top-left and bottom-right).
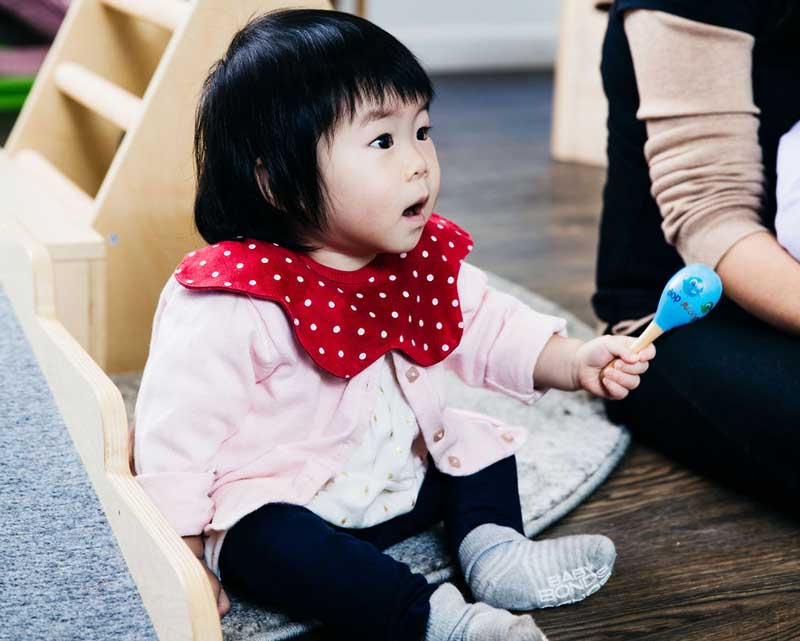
[{"x1": 403, "y1": 195, "x2": 429, "y2": 218}]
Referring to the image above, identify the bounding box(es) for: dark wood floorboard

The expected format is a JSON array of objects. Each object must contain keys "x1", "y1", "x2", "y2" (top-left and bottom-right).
[
  {"x1": 3, "y1": 71, "x2": 798, "y2": 640},
  {"x1": 428, "y1": 71, "x2": 800, "y2": 641}
]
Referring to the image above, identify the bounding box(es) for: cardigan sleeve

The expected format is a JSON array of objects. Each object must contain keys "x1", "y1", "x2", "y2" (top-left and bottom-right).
[
  {"x1": 133, "y1": 277, "x2": 275, "y2": 536},
  {"x1": 624, "y1": 9, "x2": 768, "y2": 268},
  {"x1": 444, "y1": 262, "x2": 567, "y2": 404}
]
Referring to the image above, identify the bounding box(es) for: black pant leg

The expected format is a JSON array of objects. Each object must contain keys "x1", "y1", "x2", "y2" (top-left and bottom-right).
[
  {"x1": 440, "y1": 454, "x2": 525, "y2": 558},
  {"x1": 605, "y1": 297, "x2": 800, "y2": 514},
  {"x1": 218, "y1": 502, "x2": 437, "y2": 641}
]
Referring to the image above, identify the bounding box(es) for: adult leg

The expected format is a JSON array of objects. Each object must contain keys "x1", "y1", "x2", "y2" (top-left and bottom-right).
[
  {"x1": 218, "y1": 502, "x2": 437, "y2": 641},
  {"x1": 604, "y1": 296, "x2": 800, "y2": 513}
]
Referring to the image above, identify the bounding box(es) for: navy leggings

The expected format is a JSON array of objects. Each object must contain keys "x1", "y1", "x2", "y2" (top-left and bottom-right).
[{"x1": 218, "y1": 453, "x2": 525, "y2": 641}]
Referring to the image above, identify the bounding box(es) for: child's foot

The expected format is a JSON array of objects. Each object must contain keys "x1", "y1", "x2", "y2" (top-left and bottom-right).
[
  {"x1": 458, "y1": 524, "x2": 616, "y2": 610},
  {"x1": 426, "y1": 582, "x2": 548, "y2": 641}
]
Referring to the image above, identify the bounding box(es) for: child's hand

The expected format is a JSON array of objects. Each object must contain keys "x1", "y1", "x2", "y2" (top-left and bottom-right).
[
  {"x1": 573, "y1": 335, "x2": 656, "y2": 400},
  {"x1": 203, "y1": 563, "x2": 231, "y2": 618},
  {"x1": 184, "y1": 534, "x2": 229, "y2": 617}
]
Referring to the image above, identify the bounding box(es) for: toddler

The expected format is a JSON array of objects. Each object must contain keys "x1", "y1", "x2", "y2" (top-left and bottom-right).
[{"x1": 133, "y1": 9, "x2": 656, "y2": 641}]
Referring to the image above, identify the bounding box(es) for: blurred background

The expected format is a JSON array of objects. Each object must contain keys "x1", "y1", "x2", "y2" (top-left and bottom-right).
[
  {"x1": 0, "y1": 0, "x2": 607, "y2": 325},
  {"x1": 0, "y1": 1, "x2": 70, "y2": 135}
]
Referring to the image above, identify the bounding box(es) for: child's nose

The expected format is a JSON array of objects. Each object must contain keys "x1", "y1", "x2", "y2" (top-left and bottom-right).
[{"x1": 405, "y1": 150, "x2": 429, "y2": 181}]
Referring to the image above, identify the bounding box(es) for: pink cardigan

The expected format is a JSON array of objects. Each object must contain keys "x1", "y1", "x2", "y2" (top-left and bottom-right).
[{"x1": 133, "y1": 261, "x2": 567, "y2": 537}]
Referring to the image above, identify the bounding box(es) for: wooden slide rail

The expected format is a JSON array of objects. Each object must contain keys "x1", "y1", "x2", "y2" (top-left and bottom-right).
[{"x1": 0, "y1": 214, "x2": 220, "y2": 640}]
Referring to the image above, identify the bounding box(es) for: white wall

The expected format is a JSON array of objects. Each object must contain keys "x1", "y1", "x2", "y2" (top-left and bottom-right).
[{"x1": 340, "y1": 0, "x2": 559, "y2": 72}]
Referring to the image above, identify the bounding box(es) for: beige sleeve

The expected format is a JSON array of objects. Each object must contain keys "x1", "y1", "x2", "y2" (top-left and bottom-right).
[{"x1": 624, "y1": 9, "x2": 768, "y2": 268}]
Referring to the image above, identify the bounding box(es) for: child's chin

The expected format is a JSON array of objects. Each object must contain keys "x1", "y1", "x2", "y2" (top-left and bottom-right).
[
  {"x1": 381, "y1": 227, "x2": 425, "y2": 255},
  {"x1": 395, "y1": 237, "x2": 423, "y2": 254}
]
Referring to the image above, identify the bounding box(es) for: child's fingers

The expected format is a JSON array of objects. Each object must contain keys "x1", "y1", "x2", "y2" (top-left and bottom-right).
[
  {"x1": 601, "y1": 374, "x2": 630, "y2": 400},
  {"x1": 613, "y1": 359, "x2": 649, "y2": 375},
  {"x1": 638, "y1": 344, "x2": 656, "y2": 361},
  {"x1": 604, "y1": 367, "x2": 640, "y2": 392},
  {"x1": 617, "y1": 341, "x2": 640, "y2": 364},
  {"x1": 219, "y1": 588, "x2": 231, "y2": 618},
  {"x1": 600, "y1": 337, "x2": 637, "y2": 364}
]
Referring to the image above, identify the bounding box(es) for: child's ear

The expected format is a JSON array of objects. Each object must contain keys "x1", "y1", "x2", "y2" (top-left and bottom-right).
[{"x1": 254, "y1": 158, "x2": 277, "y2": 207}]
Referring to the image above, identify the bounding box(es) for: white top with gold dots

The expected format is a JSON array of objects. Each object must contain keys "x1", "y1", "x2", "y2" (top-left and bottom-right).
[{"x1": 303, "y1": 354, "x2": 429, "y2": 528}]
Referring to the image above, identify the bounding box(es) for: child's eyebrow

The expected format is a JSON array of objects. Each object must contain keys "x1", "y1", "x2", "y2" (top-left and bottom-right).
[{"x1": 359, "y1": 101, "x2": 430, "y2": 127}]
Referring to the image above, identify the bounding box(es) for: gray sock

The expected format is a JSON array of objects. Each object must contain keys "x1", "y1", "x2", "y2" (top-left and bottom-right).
[
  {"x1": 425, "y1": 582, "x2": 548, "y2": 641},
  {"x1": 459, "y1": 524, "x2": 616, "y2": 610}
]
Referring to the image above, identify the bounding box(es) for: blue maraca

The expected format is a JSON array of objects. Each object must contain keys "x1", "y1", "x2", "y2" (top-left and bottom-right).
[{"x1": 603, "y1": 263, "x2": 723, "y2": 373}]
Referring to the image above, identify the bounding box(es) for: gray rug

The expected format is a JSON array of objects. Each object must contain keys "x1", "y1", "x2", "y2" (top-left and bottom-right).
[{"x1": 113, "y1": 271, "x2": 629, "y2": 641}]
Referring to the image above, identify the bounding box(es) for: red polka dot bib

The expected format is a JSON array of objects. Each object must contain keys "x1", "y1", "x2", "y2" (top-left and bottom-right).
[{"x1": 174, "y1": 213, "x2": 474, "y2": 378}]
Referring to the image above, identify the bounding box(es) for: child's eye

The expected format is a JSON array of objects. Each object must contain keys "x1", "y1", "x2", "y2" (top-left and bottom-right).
[
  {"x1": 417, "y1": 126, "x2": 432, "y2": 141},
  {"x1": 369, "y1": 134, "x2": 393, "y2": 149}
]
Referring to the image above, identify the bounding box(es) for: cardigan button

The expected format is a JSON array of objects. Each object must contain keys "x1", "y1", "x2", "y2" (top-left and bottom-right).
[
  {"x1": 448, "y1": 455, "x2": 461, "y2": 468},
  {"x1": 433, "y1": 428, "x2": 445, "y2": 442},
  {"x1": 405, "y1": 367, "x2": 420, "y2": 383},
  {"x1": 501, "y1": 432, "x2": 514, "y2": 443}
]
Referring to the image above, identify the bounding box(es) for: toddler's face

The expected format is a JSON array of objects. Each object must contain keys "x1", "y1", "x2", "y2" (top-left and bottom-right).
[{"x1": 311, "y1": 96, "x2": 441, "y2": 269}]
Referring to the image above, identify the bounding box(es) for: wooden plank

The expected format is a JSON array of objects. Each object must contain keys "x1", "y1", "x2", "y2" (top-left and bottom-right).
[
  {"x1": 0, "y1": 149, "x2": 102, "y2": 261},
  {"x1": 532, "y1": 445, "x2": 800, "y2": 641},
  {"x1": 551, "y1": 0, "x2": 609, "y2": 167},
  {"x1": 13, "y1": 148, "x2": 94, "y2": 219}
]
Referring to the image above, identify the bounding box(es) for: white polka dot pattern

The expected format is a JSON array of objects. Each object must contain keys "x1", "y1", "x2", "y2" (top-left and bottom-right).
[{"x1": 173, "y1": 213, "x2": 473, "y2": 378}]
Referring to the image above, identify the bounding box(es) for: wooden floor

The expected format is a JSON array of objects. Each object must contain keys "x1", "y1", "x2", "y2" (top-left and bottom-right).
[
  {"x1": 3, "y1": 72, "x2": 798, "y2": 641},
  {"x1": 429, "y1": 71, "x2": 800, "y2": 641}
]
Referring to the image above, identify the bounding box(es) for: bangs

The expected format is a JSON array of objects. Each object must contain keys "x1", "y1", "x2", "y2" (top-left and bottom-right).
[{"x1": 327, "y1": 72, "x2": 434, "y2": 137}]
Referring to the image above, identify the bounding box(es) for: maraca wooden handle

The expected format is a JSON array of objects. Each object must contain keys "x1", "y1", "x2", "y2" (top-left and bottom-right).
[
  {"x1": 600, "y1": 321, "x2": 664, "y2": 378},
  {"x1": 628, "y1": 321, "x2": 664, "y2": 353}
]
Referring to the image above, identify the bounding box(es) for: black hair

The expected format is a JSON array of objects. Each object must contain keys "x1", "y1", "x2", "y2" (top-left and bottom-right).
[{"x1": 193, "y1": 8, "x2": 436, "y2": 252}]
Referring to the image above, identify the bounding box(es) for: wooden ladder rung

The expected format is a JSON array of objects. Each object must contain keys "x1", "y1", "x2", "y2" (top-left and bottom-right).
[
  {"x1": 100, "y1": 0, "x2": 190, "y2": 32},
  {"x1": 54, "y1": 62, "x2": 143, "y2": 132}
]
